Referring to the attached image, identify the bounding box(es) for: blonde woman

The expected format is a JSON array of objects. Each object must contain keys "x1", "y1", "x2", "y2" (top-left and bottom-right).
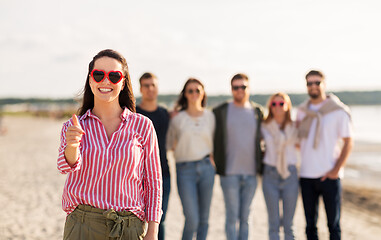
[{"x1": 261, "y1": 92, "x2": 298, "y2": 240}]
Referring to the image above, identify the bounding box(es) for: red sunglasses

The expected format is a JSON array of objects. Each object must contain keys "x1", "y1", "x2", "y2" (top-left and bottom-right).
[
  {"x1": 271, "y1": 101, "x2": 285, "y2": 107},
  {"x1": 90, "y1": 69, "x2": 124, "y2": 84}
]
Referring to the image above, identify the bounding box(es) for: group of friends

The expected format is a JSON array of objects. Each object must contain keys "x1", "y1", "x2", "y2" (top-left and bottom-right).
[{"x1": 57, "y1": 49, "x2": 353, "y2": 240}]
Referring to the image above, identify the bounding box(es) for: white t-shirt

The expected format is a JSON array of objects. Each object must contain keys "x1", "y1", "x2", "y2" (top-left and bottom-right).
[
  {"x1": 167, "y1": 109, "x2": 215, "y2": 163},
  {"x1": 296, "y1": 102, "x2": 353, "y2": 178}
]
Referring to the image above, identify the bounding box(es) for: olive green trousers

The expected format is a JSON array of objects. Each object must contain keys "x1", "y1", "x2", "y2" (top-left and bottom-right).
[{"x1": 63, "y1": 205, "x2": 146, "y2": 240}]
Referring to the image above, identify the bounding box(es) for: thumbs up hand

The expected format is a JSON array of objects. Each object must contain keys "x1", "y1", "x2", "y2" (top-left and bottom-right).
[{"x1": 66, "y1": 114, "x2": 85, "y2": 148}]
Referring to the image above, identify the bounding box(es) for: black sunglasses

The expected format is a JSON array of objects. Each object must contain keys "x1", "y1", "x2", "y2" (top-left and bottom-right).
[
  {"x1": 90, "y1": 69, "x2": 124, "y2": 84},
  {"x1": 186, "y1": 89, "x2": 201, "y2": 94},
  {"x1": 232, "y1": 85, "x2": 247, "y2": 91},
  {"x1": 306, "y1": 81, "x2": 321, "y2": 87}
]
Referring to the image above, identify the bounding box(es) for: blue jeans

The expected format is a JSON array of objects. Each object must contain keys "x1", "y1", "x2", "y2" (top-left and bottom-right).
[
  {"x1": 159, "y1": 175, "x2": 171, "y2": 240},
  {"x1": 220, "y1": 174, "x2": 257, "y2": 240},
  {"x1": 176, "y1": 157, "x2": 215, "y2": 240},
  {"x1": 262, "y1": 165, "x2": 298, "y2": 240},
  {"x1": 300, "y1": 178, "x2": 341, "y2": 240}
]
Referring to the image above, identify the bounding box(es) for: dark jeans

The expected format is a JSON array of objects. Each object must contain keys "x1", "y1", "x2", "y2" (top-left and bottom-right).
[
  {"x1": 159, "y1": 175, "x2": 171, "y2": 240},
  {"x1": 300, "y1": 178, "x2": 342, "y2": 240}
]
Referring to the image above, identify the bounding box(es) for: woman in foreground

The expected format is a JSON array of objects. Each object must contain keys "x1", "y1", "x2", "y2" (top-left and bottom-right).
[{"x1": 57, "y1": 49, "x2": 162, "y2": 240}]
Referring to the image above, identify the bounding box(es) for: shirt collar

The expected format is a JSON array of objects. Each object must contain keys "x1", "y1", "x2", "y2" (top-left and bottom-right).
[
  {"x1": 120, "y1": 107, "x2": 132, "y2": 122},
  {"x1": 80, "y1": 108, "x2": 132, "y2": 122},
  {"x1": 79, "y1": 109, "x2": 92, "y2": 121}
]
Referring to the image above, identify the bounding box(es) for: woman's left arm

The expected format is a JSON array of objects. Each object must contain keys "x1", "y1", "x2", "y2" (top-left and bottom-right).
[
  {"x1": 142, "y1": 120, "x2": 163, "y2": 225},
  {"x1": 144, "y1": 221, "x2": 159, "y2": 240}
]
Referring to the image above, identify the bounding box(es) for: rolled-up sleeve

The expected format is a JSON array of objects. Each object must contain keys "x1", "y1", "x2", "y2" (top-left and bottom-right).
[
  {"x1": 57, "y1": 120, "x2": 82, "y2": 174},
  {"x1": 142, "y1": 120, "x2": 162, "y2": 223}
]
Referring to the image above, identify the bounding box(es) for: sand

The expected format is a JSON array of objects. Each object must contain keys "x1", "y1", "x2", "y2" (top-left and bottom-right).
[{"x1": 0, "y1": 115, "x2": 380, "y2": 239}]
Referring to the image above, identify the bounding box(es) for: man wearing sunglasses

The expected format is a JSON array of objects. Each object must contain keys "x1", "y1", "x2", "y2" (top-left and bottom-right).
[
  {"x1": 135, "y1": 72, "x2": 170, "y2": 240},
  {"x1": 296, "y1": 70, "x2": 353, "y2": 240},
  {"x1": 213, "y1": 73, "x2": 264, "y2": 240}
]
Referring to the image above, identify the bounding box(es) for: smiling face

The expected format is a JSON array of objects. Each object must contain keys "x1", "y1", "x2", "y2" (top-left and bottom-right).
[
  {"x1": 270, "y1": 95, "x2": 289, "y2": 119},
  {"x1": 184, "y1": 82, "x2": 205, "y2": 107},
  {"x1": 306, "y1": 75, "x2": 326, "y2": 101},
  {"x1": 265, "y1": 92, "x2": 293, "y2": 127},
  {"x1": 231, "y1": 78, "x2": 250, "y2": 104},
  {"x1": 89, "y1": 56, "x2": 125, "y2": 105},
  {"x1": 140, "y1": 77, "x2": 158, "y2": 102}
]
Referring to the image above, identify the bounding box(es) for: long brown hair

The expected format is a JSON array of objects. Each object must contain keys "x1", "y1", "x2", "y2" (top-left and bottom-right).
[
  {"x1": 175, "y1": 78, "x2": 207, "y2": 111},
  {"x1": 264, "y1": 92, "x2": 293, "y2": 130},
  {"x1": 78, "y1": 49, "x2": 135, "y2": 116}
]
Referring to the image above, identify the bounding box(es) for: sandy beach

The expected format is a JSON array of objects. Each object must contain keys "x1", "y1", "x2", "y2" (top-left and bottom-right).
[{"x1": 0, "y1": 115, "x2": 380, "y2": 240}]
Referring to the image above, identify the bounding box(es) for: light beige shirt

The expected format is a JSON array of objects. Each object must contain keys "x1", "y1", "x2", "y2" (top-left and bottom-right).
[
  {"x1": 261, "y1": 121, "x2": 298, "y2": 179},
  {"x1": 167, "y1": 109, "x2": 215, "y2": 163}
]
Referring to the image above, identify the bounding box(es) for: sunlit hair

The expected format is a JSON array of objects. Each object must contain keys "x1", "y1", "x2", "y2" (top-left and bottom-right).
[
  {"x1": 231, "y1": 73, "x2": 249, "y2": 85},
  {"x1": 175, "y1": 78, "x2": 207, "y2": 111},
  {"x1": 305, "y1": 70, "x2": 325, "y2": 81},
  {"x1": 139, "y1": 72, "x2": 157, "y2": 85},
  {"x1": 264, "y1": 92, "x2": 293, "y2": 130},
  {"x1": 78, "y1": 49, "x2": 135, "y2": 115}
]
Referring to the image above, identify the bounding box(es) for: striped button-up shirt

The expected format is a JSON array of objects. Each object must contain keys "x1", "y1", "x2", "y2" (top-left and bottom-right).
[{"x1": 57, "y1": 108, "x2": 162, "y2": 222}]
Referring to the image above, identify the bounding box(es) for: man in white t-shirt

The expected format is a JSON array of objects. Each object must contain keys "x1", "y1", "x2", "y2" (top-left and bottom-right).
[{"x1": 296, "y1": 70, "x2": 353, "y2": 240}]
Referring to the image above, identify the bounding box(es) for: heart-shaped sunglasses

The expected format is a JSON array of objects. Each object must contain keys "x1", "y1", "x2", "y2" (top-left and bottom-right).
[
  {"x1": 271, "y1": 101, "x2": 285, "y2": 107},
  {"x1": 90, "y1": 69, "x2": 124, "y2": 84}
]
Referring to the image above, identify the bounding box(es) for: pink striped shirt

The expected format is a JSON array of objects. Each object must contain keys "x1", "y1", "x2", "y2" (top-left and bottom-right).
[{"x1": 57, "y1": 108, "x2": 162, "y2": 223}]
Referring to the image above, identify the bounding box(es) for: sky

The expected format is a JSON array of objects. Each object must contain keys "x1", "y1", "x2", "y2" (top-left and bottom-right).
[{"x1": 1, "y1": 0, "x2": 381, "y2": 98}]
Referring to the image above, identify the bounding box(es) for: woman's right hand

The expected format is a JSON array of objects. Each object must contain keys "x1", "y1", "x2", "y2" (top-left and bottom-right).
[
  {"x1": 64, "y1": 114, "x2": 85, "y2": 166},
  {"x1": 66, "y1": 114, "x2": 85, "y2": 148}
]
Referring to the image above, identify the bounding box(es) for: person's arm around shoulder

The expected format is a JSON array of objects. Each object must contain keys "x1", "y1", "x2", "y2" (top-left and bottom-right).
[
  {"x1": 294, "y1": 108, "x2": 306, "y2": 149},
  {"x1": 166, "y1": 112, "x2": 180, "y2": 151}
]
